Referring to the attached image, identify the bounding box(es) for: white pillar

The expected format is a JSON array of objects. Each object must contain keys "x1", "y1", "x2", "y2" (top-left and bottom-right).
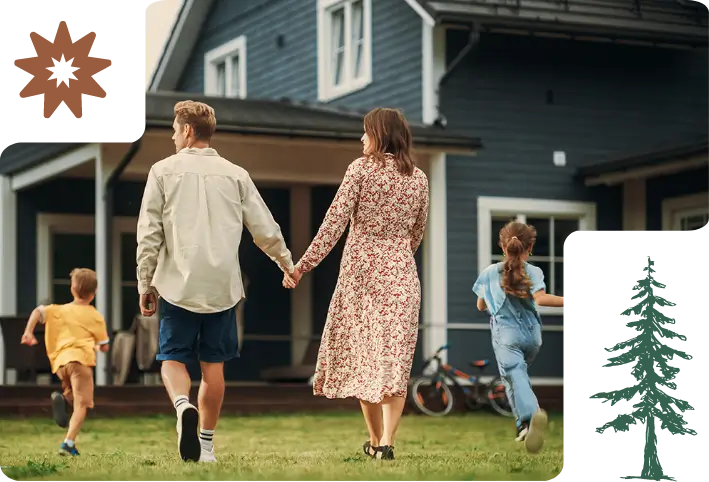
[
  {"x1": 622, "y1": 178, "x2": 646, "y2": 230},
  {"x1": 289, "y1": 185, "x2": 313, "y2": 366},
  {"x1": 423, "y1": 152, "x2": 448, "y2": 363},
  {"x1": 0, "y1": 175, "x2": 17, "y2": 385},
  {"x1": 95, "y1": 152, "x2": 108, "y2": 386}
]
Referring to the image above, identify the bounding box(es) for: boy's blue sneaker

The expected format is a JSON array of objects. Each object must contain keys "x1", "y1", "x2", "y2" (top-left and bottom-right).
[{"x1": 58, "y1": 442, "x2": 80, "y2": 456}]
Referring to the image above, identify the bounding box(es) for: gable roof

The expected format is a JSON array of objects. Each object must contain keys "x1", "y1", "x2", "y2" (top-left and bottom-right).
[
  {"x1": 149, "y1": 0, "x2": 215, "y2": 92},
  {"x1": 413, "y1": 0, "x2": 707, "y2": 46},
  {"x1": 146, "y1": 92, "x2": 481, "y2": 149},
  {"x1": 152, "y1": 0, "x2": 437, "y2": 92}
]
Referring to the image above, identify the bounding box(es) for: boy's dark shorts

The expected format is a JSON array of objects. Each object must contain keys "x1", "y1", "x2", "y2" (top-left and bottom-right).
[{"x1": 157, "y1": 299, "x2": 239, "y2": 365}]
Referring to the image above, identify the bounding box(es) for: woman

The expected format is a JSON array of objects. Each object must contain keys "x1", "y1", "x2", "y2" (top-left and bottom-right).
[{"x1": 283, "y1": 108, "x2": 429, "y2": 460}]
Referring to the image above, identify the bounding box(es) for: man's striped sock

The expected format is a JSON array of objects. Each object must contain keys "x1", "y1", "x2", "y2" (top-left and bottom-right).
[
  {"x1": 173, "y1": 395, "x2": 189, "y2": 411},
  {"x1": 200, "y1": 428, "x2": 214, "y2": 451}
]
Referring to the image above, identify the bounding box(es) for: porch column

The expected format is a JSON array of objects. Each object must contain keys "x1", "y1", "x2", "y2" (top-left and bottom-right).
[
  {"x1": 0, "y1": 175, "x2": 17, "y2": 385},
  {"x1": 95, "y1": 152, "x2": 109, "y2": 386},
  {"x1": 289, "y1": 186, "x2": 313, "y2": 366},
  {"x1": 622, "y1": 179, "x2": 646, "y2": 230},
  {"x1": 422, "y1": 152, "x2": 448, "y2": 363}
]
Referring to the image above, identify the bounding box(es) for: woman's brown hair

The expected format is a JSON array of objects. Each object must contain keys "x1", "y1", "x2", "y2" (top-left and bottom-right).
[
  {"x1": 499, "y1": 221, "x2": 537, "y2": 298},
  {"x1": 363, "y1": 107, "x2": 415, "y2": 175}
]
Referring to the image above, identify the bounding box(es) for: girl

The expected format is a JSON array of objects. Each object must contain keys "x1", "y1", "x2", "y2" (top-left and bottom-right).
[{"x1": 472, "y1": 221, "x2": 563, "y2": 453}]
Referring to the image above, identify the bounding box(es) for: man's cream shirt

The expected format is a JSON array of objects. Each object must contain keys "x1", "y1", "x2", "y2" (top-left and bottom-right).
[{"x1": 136, "y1": 147, "x2": 294, "y2": 313}]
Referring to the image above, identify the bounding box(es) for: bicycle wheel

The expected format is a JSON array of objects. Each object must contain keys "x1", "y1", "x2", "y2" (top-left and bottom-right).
[
  {"x1": 410, "y1": 375, "x2": 455, "y2": 417},
  {"x1": 487, "y1": 377, "x2": 514, "y2": 417}
]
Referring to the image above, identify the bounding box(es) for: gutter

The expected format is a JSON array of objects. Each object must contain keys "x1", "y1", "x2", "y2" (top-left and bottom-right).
[{"x1": 434, "y1": 23, "x2": 481, "y2": 127}]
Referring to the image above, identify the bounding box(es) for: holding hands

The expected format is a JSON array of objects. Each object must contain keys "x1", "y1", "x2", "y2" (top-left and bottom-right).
[{"x1": 283, "y1": 267, "x2": 303, "y2": 289}]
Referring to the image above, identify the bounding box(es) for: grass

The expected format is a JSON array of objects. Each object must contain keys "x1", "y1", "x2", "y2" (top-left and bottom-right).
[{"x1": 0, "y1": 412, "x2": 563, "y2": 480}]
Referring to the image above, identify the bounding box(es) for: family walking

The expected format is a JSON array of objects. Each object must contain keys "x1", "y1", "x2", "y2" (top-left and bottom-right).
[{"x1": 21, "y1": 100, "x2": 559, "y2": 461}]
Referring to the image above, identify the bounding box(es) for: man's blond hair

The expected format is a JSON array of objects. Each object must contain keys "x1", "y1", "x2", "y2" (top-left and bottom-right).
[
  {"x1": 174, "y1": 100, "x2": 217, "y2": 141},
  {"x1": 70, "y1": 268, "x2": 98, "y2": 300}
]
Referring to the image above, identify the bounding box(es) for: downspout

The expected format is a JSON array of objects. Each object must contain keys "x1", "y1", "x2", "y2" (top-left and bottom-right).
[
  {"x1": 434, "y1": 23, "x2": 481, "y2": 127},
  {"x1": 103, "y1": 138, "x2": 142, "y2": 383}
]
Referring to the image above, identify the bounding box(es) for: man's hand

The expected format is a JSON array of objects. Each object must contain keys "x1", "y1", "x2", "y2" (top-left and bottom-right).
[
  {"x1": 140, "y1": 293, "x2": 157, "y2": 316},
  {"x1": 282, "y1": 268, "x2": 303, "y2": 289},
  {"x1": 21, "y1": 332, "x2": 38, "y2": 346}
]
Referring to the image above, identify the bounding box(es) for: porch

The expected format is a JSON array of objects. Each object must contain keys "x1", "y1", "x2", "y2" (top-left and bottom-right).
[
  {"x1": 579, "y1": 137, "x2": 708, "y2": 231},
  {"x1": 0, "y1": 91, "x2": 480, "y2": 387}
]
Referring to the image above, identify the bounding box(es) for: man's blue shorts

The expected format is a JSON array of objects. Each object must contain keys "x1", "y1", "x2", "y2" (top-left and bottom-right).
[{"x1": 156, "y1": 299, "x2": 239, "y2": 364}]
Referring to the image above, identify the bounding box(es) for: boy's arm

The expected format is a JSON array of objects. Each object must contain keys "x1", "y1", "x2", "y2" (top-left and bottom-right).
[
  {"x1": 21, "y1": 305, "x2": 47, "y2": 345},
  {"x1": 92, "y1": 315, "x2": 111, "y2": 352}
]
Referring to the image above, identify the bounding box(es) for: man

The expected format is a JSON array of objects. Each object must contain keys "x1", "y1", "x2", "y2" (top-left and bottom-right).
[{"x1": 136, "y1": 100, "x2": 295, "y2": 463}]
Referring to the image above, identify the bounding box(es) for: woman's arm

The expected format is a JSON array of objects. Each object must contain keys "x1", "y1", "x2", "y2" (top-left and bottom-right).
[
  {"x1": 533, "y1": 290, "x2": 563, "y2": 307},
  {"x1": 410, "y1": 180, "x2": 429, "y2": 254},
  {"x1": 296, "y1": 160, "x2": 363, "y2": 273}
]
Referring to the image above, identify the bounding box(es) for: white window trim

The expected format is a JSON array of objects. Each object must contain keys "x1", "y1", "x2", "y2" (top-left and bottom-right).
[
  {"x1": 477, "y1": 196, "x2": 597, "y2": 316},
  {"x1": 36, "y1": 214, "x2": 137, "y2": 332},
  {"x1": 317, "y1": 0, "x2": 372, "y2": 102},
  {"x1": 661, "y1": 191, "x2": 708, "y2": 230},
  {"x1": 204, "y1": 36, "x2": 247, "y2": 98}
]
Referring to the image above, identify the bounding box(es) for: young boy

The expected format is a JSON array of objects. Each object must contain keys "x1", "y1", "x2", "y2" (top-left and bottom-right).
[{"x1": 21, "y1": 268, "x2": 110, "y2": 456}]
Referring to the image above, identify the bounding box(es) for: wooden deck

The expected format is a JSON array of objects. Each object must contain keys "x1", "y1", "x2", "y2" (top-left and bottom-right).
[{"x1": 0, "y1": 383, "x2": 562, "y2": 417}]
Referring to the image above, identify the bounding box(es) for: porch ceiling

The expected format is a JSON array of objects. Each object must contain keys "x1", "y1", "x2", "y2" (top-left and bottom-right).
[
  {"x1": 145, "y1": 91, "x2": 481, "y2": 153},
  {"x1": 578, "y1": 137, "x2": 709, "y2": 186},
  {"x1": 419, "y1": 0, "x2": 708, "y2": 47},
  {"x1": 60, "y1": 129, "x2": 436, "y2": 186}
]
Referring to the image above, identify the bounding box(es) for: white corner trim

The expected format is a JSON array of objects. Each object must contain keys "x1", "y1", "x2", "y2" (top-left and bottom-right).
[
  {"x1": 477, "y1": 196, "x2": 597, "y2": 317},
  {"x1": 204, "y1": 35, "x2": 247, "y2": 98},
  {"x1": 317, "y1": 0, "x2": 373, "y2": 102},
  {"x1": 0, "y1": 175, "x2": 17, "y2": 317},
  {"x1": 422, "y1": 23, "x2": 446, "y2": 124},
  {"x1": 423, "y1": 152, "x2": 447, "y2": 362},
  {"x1": 661, "y1": 191, "x2": 708, "y2": 230},
  {"x1": 149, "y1": 0, "x2": 195, "y2": 92},
  {"x1": 403, "y1": 0, "x2": 435, "y2": 27},
  {"x1": 10, "y1": 144, "x2": 100, "y2": 192}
]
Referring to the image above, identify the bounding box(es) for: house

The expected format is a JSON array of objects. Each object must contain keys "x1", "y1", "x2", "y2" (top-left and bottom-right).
[
  {"x1": 0, "y1": 0, "x2": 709, "y2": 385},
  {"x1": 0, "y1": 93, "x2": 479, "y2": 386},
  {"x1": 2, "y1": 0, "x2": 707, "y2": 388}
]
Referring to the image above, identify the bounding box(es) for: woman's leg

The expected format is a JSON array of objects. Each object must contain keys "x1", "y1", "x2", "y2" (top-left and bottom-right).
[
  {"x1": 380, "y1": 395, "x2": 406, "y2": 446},
  {"x1": 360, "y1": 400, "x2": 383, "y2": 452}
]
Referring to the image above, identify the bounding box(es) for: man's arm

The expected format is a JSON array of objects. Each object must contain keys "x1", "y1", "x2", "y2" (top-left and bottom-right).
[
  {"x1": 241, "y1": 174, "x2": 294, "y2": 273},
  {"x1": 136, "y1": 167, "x2": 165, "y2": 294}
]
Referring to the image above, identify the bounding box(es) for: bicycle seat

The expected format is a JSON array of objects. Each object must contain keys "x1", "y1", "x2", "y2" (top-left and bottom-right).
[{"x1": 470, "y1": 359, "x2": 489, "y2": 368}]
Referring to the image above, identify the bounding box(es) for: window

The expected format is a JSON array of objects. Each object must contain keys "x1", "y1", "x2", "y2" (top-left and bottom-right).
[
  {"x1": 477, "y1": 197, "x2": 597, "y2": 315},
  {"x1": 317, "y1": 0, "x2": 372, "y2": 102},
  {"x1": 661, "y1": 192, "x2": 709, "y2": 231},
  {"x1": 204, "y1": 36, "x2": 247, "y2": 98}
]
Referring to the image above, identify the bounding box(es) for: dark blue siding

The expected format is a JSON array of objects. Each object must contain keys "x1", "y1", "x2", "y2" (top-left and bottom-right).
[
  {"x1": 646, "y1": 166, "x2": 708, "y2": 230},
  {"x1": 177, "y1": 0, "x2": 423, "y2": 121},
  {"x1": 443, "y1": 31, "x2": 708, "y2": 326}
]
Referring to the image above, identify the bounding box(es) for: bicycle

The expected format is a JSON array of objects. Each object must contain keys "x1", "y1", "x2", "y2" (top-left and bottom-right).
[{"x1": 408, "y1": 344, "x2": 513, "y2": 417}]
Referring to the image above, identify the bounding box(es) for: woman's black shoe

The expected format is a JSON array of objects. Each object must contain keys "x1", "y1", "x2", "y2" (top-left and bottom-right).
[
  {"x1": 362, "y1": 441, "x2": 375, "y2": 458},
  {"x1": 373, "y1": 445, "x2": 395, "y2": 460}
]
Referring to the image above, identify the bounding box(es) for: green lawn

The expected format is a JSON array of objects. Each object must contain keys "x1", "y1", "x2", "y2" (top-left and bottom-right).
[{"x1": 0, "y1": 412, "x2": 563, "y2": 480}]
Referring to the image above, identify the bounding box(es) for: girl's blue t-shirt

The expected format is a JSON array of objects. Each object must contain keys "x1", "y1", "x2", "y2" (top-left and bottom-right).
[{"x1": 472, "y1": 262, "x2": 546, "y2": 315}]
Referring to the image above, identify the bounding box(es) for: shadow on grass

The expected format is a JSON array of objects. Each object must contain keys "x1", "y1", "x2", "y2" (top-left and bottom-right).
[{"x1": 2, "y1": 460, "x2": 66, "y2": 481}]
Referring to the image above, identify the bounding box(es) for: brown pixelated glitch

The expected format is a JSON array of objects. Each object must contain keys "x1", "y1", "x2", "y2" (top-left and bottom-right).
[{"x1": 11, "y1": 21, "x2": 144, "y2": 121}]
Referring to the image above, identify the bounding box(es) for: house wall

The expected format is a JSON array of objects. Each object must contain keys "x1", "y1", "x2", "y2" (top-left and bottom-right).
[
  {"x1": 176, "y1": 0, "x2": 423, "y2": 121},
  {"x1": 646, "y1": 166, "x2": 708, "y2": 230},
  {"x1": 441, "y1": 31, "x2": 707, "y2": 378},
  {"x1": 15, "y1": 178, "x2": 297, "y2": 381}
]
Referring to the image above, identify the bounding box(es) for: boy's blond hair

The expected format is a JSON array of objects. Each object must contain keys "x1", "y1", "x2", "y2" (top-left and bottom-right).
[{"x1": 70, "y1": 268, "x2": 98, "y2": 300}]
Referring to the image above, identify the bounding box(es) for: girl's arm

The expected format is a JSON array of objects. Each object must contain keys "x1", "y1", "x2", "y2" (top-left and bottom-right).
[
  {"x1": 533, "y1": 290, "x2": 563, "y2": 307},
  {"x1": 476, "y1": 297, "x2": 487, "y2": 312}
]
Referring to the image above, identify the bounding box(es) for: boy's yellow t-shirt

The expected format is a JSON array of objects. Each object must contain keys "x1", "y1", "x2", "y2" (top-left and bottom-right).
[{"x1": 43, "y1": 303, "x2": 110, "y2": 373}]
